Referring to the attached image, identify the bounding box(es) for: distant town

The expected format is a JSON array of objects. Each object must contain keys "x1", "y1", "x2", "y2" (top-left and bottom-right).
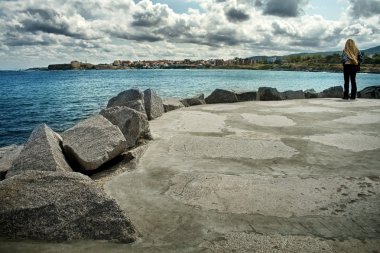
[{"x1": 28, "y1": 45, "x2": 380, "y2": 73}]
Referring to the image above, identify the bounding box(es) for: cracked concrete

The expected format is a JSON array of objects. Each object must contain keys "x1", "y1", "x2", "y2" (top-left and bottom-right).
[{"x1": 1, "y1": 98, "x2": 380, "y2": 252}]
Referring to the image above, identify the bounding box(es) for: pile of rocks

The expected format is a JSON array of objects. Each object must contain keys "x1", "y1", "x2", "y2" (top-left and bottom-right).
[{"x1": 0, "y1": 88, "x2": 168, "y2": 243}]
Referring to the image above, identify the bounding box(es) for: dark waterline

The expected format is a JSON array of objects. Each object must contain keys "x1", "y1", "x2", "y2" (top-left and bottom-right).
[{"x1": 0, "y1": 69, "x2": 379, "y2": 147}]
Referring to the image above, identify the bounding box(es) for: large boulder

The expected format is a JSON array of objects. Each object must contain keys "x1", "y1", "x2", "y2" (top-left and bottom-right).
[
  {"x1": 257, "y1": 87, "x2": 283, "y2": 101},
  {"x1": 163, "y1": 98, "x2": 185, "y2": 112},
  {"x1": 205, "y1": 89, "x2": 238, "y2": 104},
  {"x1": 236, "y1": 91, "x2": 257, "y2": 102},
  {"x1": 180, "y1": 94, "x2": 206, "y2": 107},
  {"x1": 100, "y1": 106, "x2": 152, "y2": 149},
  {"x1": 107, "y1": 89, "x2": 146, "y2": 115},
  {"x1": 304, "y1": 89, "x2": 319, "y2": 99},
  {"x1": 281, "y1": 90, "x2": 305, "y2": 100},
  {"x1": 358, "y1": 85, "x2": 380, "y2": 99},
  {"x1": 6, "y1": 124, "x2": 72, "y2": 178},
  {"x1": 320, "y1": 86, "x2": 343, "y2": 98},
  {"x1": 0, "y1": 171, "x2": 137, "y2": 242},
  {"x1": 0, "y1": 145, "x2": 23, "y2": 180},
  {"x1": 143, "y1": 89, "x2": 165, "y2": 120},
  {"x1": 62, "y1": 115, "x2": 126, "y2": 171}
]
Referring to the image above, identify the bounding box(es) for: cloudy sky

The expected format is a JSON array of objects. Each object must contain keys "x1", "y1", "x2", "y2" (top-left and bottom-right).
[{"x1": 0, "y1": 0, "x2": 379, "y2": 69}]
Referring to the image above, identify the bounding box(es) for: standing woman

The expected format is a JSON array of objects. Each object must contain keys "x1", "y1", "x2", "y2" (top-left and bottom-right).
[{"x1": 341, "y1": 39, "x2": 363, "y2": 100}]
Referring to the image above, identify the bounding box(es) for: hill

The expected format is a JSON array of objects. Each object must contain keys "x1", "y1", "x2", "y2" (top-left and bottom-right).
[{"x1": 247, "y1": 45, "x2": 380, "y2": 60}]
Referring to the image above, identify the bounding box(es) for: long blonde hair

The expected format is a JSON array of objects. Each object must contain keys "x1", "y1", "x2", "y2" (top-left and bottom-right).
[{"x1": 344, "y1": 39, "x2": 359, "y2": 65}]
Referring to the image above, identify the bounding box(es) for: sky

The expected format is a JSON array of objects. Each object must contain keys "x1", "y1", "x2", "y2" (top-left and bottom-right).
[{"x1": 0, "y1": 0, "x2": 379, "y2": 69}]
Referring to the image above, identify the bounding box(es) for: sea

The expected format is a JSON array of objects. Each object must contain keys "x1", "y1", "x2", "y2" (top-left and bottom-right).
[{"x1": 0, "y1": 69, "x2": 379, "y2": 147}]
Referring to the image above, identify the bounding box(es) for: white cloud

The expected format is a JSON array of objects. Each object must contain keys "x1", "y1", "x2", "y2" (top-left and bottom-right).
[{"x1": 0, "y1": 0, "x2": 378, "y2": 69}]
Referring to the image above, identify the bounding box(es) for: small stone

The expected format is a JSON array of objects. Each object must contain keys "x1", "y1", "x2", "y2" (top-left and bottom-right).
[
  {"x1": 0, "y1": 171, "x2": 137, "y2": 242},
  {"x1": 163, "y1": 98, "x2": 185, "y2": 112},
  {"x1": 257, "y1": 87, "x2": 283, "y2": 101},
  {"x1": 205, "y1": 89, "x2": 238, "y2": 104},
  {"x1": 281, "y1": 90, "x2": 305, "y2": 100},
  {"x1": 6, "y1": 124, "x2": 72, "y2": 178},
  {"x1": 62, "y1": 115, "x2": 126, "y2": 171},
  {"x1": 180, "y1": 94, "x2": 206, "y2": 107},
  {"x1": 235, "y1": 91, "x2": 257, "y2": 102},
  {"x1": 304, "y1": 89, "x2": 319, "y2": 99},
  {"x1": 144, "y1": 89, "x2": 165, "y2": 120},
  {"x1": 100, "y1": 106, "x2": 152, "y2": 149}
]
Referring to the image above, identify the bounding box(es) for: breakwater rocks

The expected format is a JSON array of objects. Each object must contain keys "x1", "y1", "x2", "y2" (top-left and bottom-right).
[{"x1": 0, "y1": 85, "x2": 379, "y2": 243}]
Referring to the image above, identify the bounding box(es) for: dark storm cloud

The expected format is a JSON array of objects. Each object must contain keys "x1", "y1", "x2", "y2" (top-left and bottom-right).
[
  {"x1": 17, "y1": 8, "x2": 97, "y2": 40},
  {"x1": 111, "y1": 30, "x2": 163, "y2": 42},
  {"x1": 225, "y1": 8, "x2": 250, "y2": 22},
  {"x1": 349, "y1": 0, "x2": 380, "y2": 17},
  {"x1": 4, "y1": 31, "x2": 58, "y2": 46},
  {"x1": 256, "y1": 0, "x2": 308, "y2": 17},
  {"x1": 131, "y1": 1, "x2": 170, "y2": 27}
]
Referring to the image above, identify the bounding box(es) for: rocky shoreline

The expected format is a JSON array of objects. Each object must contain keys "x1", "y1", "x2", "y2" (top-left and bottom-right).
[{"x1": 0, "y1": 85, "x2": 379, "y2": 243}]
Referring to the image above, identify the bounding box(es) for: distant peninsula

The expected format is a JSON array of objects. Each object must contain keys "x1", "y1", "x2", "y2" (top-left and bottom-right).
[{"x1": 33, "y1": 45, "x2": 380, "y2": 73}]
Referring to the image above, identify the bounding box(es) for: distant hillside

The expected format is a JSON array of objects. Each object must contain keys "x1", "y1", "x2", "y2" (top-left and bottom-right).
[
  {"x1": 247, "y1": 45, "x2": 380, "y2": 60},
  {"x1": 364, "y1": 45, "x2": 380, "y2": 55}
]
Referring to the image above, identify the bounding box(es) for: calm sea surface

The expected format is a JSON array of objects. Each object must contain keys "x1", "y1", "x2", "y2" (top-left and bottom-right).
[{"x1": 0, "y1": 69, "x2": 379, "y2": 147}]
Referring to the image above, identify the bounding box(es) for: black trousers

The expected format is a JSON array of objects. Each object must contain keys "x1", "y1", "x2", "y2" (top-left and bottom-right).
[{"x1": 343, "y1": 64, "x2": 358, "y2": 99}]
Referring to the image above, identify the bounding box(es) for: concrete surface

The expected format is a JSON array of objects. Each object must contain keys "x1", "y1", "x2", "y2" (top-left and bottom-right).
[{"x1": 1, "y1": 98, "x2": 380, "y2": 252}]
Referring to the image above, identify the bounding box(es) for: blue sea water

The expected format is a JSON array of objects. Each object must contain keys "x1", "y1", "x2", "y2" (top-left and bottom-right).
[{"x1": 0, "y1": 69, "x2": 379, "y2": 147}]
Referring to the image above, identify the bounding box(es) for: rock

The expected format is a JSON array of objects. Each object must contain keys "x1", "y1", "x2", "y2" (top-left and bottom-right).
[
  {"x1": 123, "y1": 100, "x2": 146, "y2": 114},
  {"x1": 107, "y1": 89, "x2": 146, "y2": 114},
  {"x1": 304, "y1": 89, "x2": 319, "y2": 99},
  {"x1": 6, "y1": 124, "x2": 72, "y2": 179},
  {"x1": 357, "y1": 86, "x2": 380, "y2": 99},
  {"x1": 320, "y1": 86, "x2": 343, "y2": 98},
  {"x1": 0, "y1": 145, "x2": 24, "y2": 180},
  {"x1": 236, "y1": 91, "x2": 257, "y2": 102},
  {"x1": 100, "y1": 106, "x2": 152, "y2": 149},
  {"x1": 281, "y1": 90, "x2": 305, "y2": 100},
  {"x1": 62, "y1": 115, "x2": 126, "y2": 171},
  {"x1": 0, "y1": 171, "x2": 137, "y2": 242},
  {"x1": 180, "y1": 94, "x2": 206, "y2": 107},
  {"x1": 205, "y1": 89, "x2": 238, "y2": 104},
  {"x1": 143, "y1": 89, "x2": 165, "y2": 120},
  {"x1": 163, "y1": 98, "x2": 185, "y2": 112},
  {"x1": 257, "y1": 87, "x2": 283, "y2": 101}
]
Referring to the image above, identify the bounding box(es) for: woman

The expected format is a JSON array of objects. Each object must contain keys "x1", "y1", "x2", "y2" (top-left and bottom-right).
[{"x1": 341, "y1": 39, "x2": 363, "y2": 100}]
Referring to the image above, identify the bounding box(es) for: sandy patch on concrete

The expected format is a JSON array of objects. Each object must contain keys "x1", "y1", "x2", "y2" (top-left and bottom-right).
[
  {"x1": 202, "y1": 104, "x2": 246, "y2": 111},
  {"x1": 177, "y1": 111, "x2": 226, "y2": 133},
  {"x1": 333, "y1": 114, "x2": 380, "y2": 124},
  {"x1": 169, "y1": 135, "x2": 298, "y2": 159},
  {"x1": 308, "y1": 99, "x2": 380, "y2": 108},
  {"x1": 258, "y1": 101, "x2": 296, "y2": 107},
  {"x1": 167, "y1": 174, "x2": 379, "y2": 217},
  {"x1": 264, "y1": 106, "x2": 342, "y2": 114},
  {"x1": 304, "y1": 133, "x2": 380, "y2": 152},
  {"x1": 241, "y1": 113, "x2": 296, "y2": 127}
]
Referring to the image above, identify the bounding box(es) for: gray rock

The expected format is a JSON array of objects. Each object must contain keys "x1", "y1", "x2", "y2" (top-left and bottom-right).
[
  {"x1": 100, "y1": 106, "x2": 152, "y2": 149},
  {"x1": 180, "y1": 94, "x2": 206, "y2": 107},
  {"x1": 6, "y1": 124, "x2": 72, "y2": 179},
  {"x1": 236, "y1": 91, "x2": 257, "y2": 102},
  {"x1": 0, "y1": 171, "x2": 137, "y2": 242},
  {"x1": 107, "y1": 89, "x2": 144, "y2": 108},
  {"x1": 62, "y1": 115, "x2": 126, "y2": 171},
  {"x1": 357, "y1": 85, "x2": 380, "y2": 99},
  {"x1": 123, "y1": 100, "x2": 146, "y2": 114},
  {"x1": 0, "y1": 145, "x2": 23, "y2": 180},
  {"x1": 205, "y1": 89, "x2": 238, "y2": 104},
  {"x1": 282, "y1": 90, "x2": 305, "y2": 100},
  {"x1": 304, "y1": 89, "x2": 319, "y2": 99},
  {"x1": 320, "y1": 86, "x2": 343, "y2": 98},
  {"x1": 257, "y1": 87, "x2": 283, "y2": 101},
  {"x1": 163, "y1": 98, "x2": 185, "y2": 112},
  {"x1": 144, "y1": 89, "x2": 165, "y2": 120}
]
